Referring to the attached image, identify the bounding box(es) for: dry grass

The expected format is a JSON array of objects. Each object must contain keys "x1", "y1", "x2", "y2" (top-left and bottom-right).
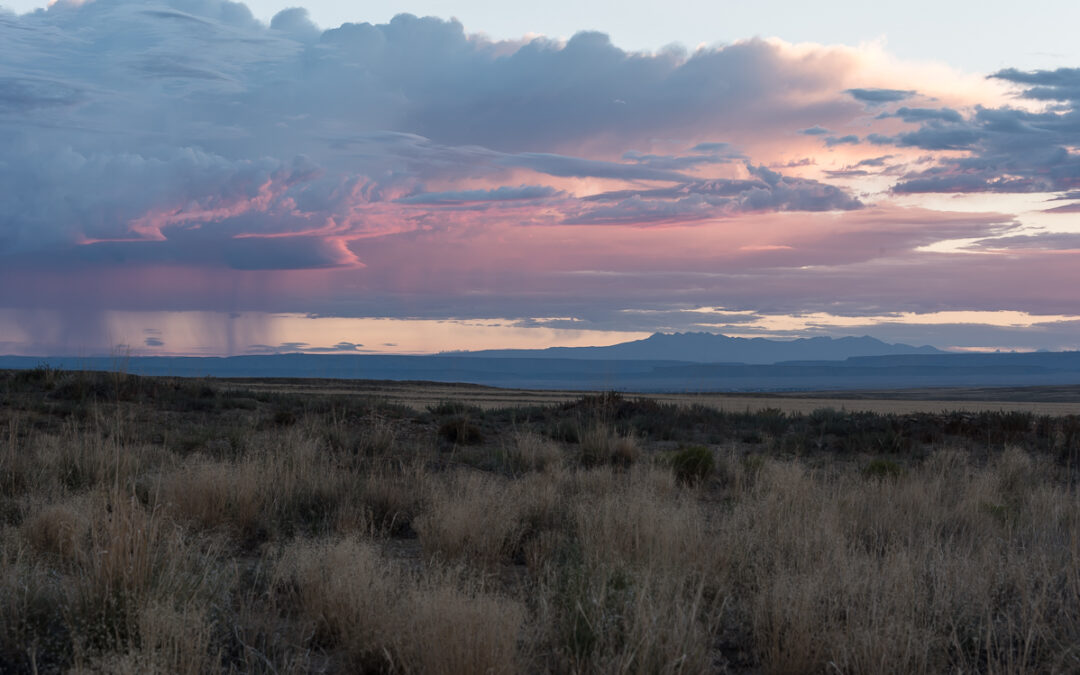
[
  {"x1": 226, "y1": 378, "x2": 1080, "y2": 415},
  {"x1": 3, "y1": 373, "x2": 1080, "y2": 673},
  {"x1": 579, "y1": 424, "x2": 642, "y2": 467},
  {"x1": 275, "y1": 536, "x2": 525, "y2": 674},
  {"x1": 506, "y1": 430, "x2": 564, "y2": 473},
  {"x1": 712, "y1": 449, "x2": 1080, "y2": 674},
  {"x1": 574, "y1": 466, "x2": 708, "y2": 574},
  {"x1": 414, "y1": 470, "x2": 528, "y2": 565}
]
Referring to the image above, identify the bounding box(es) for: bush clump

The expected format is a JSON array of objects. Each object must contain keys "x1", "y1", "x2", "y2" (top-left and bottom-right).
[
  {"x1": 670, "y1": 445, "x2": 715, "y2": 485},
  {"x1": 579, "y1": 425, "x2": 639, "y2": 468},
  {"x1": 438, "y1": 416, "x2": 484, "y2": 445},
  {"x1": 863, "y1": 457, "x2": 904, "y2": 481}
]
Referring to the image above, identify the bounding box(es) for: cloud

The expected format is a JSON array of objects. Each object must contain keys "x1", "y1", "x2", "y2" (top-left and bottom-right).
[
  {"x1": 0, "y1": 0, "x2": 890, "y2": 277},
  {"x1": 886, "y1": 68, "x2": 1080, "y2": 193},
  {"x1": 885, "y1": 107, "x2": 964, "y2": 123},
  {"x1": 855, "y1": 156, "x2": 893, "y2": 167},
  {"x1": 567, "y1": 164, "x2": 862, "y2": 224},
  {"x1": 396, "y1": 185, "x2": 560, "y2": 205},
  {"x1": 825, "y1": 134, "x2": 860, "y2": 147},
  {"x1": 621, "y1": 144, "x2": 745, "y2": 170},
  {"x1": 62, "y1": 233, "x2": 357, "y2": 270},
  {"x1": 966, "y1": 233, "x2": 1080, "y2": 250},
  {"x1": 0, "y1": 75, "x2": 85, "y2": 112},
  {"x1": 1043, "y1": 202, "x2": 1080, "y2": 213},
  {"x1": 846, "y1": 88, "x2": 915, "y2": 104},
  {"x1": 992, "y1": 67, "x2": 1080, "y2": 101},
  {"x1": 269, "y1": 7, "x2": 320, "y2": 42},
  {"x1": 2, "y1": 0, "x2": 1078, "y2": 355},
  {"x1": 501, "y1": 153, "x2": 691, "y2": 181}
]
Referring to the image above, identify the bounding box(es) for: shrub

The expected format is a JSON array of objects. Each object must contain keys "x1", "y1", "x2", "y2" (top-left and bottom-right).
[
  {"x1": 547, "y1": 419, "x2": 581, "y2": 444},
  {"x1": 438, "y1": 416, "x2": 484, "y2": 445},
  {"x1": 863, "y1": 457, "x2": 904, "y2": 481},
  {"x1": 671, "y1": 445, "x2": 715, "y2": 485},
  {"x1": 579, "y1": 425, "x2": 640, "y2": 468},
  {"x1": 276, "y1": 536, "x2": 525, "y2": 674},
  {"x1": 272, "y1": 409, "x2": 297, "y2": 427},
  {"x1": 506, "y1": 431, "x2": 563, "y2": 473},
  {"x1": 414, "y1": 471, "x2": 526, "y2": 564}
]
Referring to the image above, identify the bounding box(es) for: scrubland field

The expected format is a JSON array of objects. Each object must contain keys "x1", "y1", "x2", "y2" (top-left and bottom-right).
[{"x1": 2, "y1": 367, "x2": 1080, "y2": 674}]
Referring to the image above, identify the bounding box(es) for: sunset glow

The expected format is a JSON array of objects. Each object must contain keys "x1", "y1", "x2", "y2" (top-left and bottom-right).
[{"x1": 2, "y1": 0, "x2": 1079, "y2": 355}]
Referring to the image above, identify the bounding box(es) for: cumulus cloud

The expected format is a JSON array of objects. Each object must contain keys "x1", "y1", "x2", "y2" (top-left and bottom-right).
[
  {"x1": 887, "y1": 68, "x2": 1080, "y2": 194},
  {"x1": 0, "y1": 0, "x2": 881, "y2": 275},
  {"x1": 2, "y1": 0, "x2": 1078, "y2": 353}
]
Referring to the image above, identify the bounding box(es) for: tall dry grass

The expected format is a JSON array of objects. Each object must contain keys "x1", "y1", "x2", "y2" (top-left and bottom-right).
[
  {"x1": 414, "y1": 470, "x2": 530, "y2": 564},
  {"x1": 3, "y1": 379, "x2": 1080, "y2": 674},
  {"x1": 274, "y1": 536, "x2": 525, "y2": 674},
  {"x1": 712, "y1": 448, "x2": 1080, "y2": 674}
]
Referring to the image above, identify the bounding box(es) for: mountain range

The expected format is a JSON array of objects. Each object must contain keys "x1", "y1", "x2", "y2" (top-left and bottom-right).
[
  {"x1": 450, "y1": 332, "x2": 943, "y2": 363},
  {"x1": 5, "y1": 333, "x2": 1079, "y2": 393}
]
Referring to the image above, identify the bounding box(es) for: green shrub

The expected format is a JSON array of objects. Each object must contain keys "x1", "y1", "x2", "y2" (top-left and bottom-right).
[
  {"x1": 671, "y1": 445, "x2": 715, "y2": 485},
  {"x1": 863, "y1": 457, "x2": 904, "y2": 481}
]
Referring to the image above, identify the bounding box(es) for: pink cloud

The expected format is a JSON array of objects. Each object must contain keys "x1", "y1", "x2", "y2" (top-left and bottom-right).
[{"x1": 1, "y1": 0, "x2": 1077, "y2": 354}]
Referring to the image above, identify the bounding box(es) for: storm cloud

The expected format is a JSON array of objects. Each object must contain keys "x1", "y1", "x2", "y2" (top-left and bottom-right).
[
  {"x1": 0, "y1": 0, "x2": 876, "y2": 270},
  {"x1": 2, "y1": 0, "x2": 1079, "y2": 355}
]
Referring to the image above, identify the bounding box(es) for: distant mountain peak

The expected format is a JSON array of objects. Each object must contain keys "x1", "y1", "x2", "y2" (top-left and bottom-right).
[{"x1": 457, "y1": 331, "x2": 944, "y2": 364}]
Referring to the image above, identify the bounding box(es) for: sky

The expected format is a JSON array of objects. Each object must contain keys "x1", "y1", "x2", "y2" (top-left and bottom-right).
[{"x1": 1, "y1": 0, "x2": 1079, "y2": 356}]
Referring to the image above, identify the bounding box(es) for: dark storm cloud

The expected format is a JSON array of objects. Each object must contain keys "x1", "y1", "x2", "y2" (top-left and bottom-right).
[
  {"x1": 0, "y1": 76, "x2": 85, "y2": 112},
  {"x1": 61, "y1": 232, "x2": 352, "y2": 270},
  {"x1": 6, "y1": 0, "x2": 1077, "y2": 351},
  {"x1": 0, "y1": 0, "x2": 872, "y2": 274}
]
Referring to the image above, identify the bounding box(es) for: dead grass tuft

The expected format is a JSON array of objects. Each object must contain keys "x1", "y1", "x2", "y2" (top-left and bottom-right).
[
  {"x1": 506, "y1": 430, "x2": 564, "y2": 473},
  {"x1": 414, "y1": 471, "x2": 527, "y2": 564},
  {"x1": 275, "y1": 536, "x2": 525, "y2": 674}
]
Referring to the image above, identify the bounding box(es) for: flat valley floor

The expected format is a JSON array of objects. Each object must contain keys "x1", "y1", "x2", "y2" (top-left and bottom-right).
[{"x1": 222, "y1": 378, "x2": 1080, "y2": 415}]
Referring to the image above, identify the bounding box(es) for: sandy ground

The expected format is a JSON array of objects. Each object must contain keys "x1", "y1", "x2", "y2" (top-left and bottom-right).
[{"x1": 220, "y1": 379, "x2": 1080, "y2": 416}]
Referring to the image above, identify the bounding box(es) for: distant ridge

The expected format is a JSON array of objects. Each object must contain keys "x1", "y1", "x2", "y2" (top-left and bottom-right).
[
  {"x1": 450, "y1": 331, "x2": 944, "y2": 364},
  {"x1": 3, "y1": 350, "x2": 1080, "y2": 392}
]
